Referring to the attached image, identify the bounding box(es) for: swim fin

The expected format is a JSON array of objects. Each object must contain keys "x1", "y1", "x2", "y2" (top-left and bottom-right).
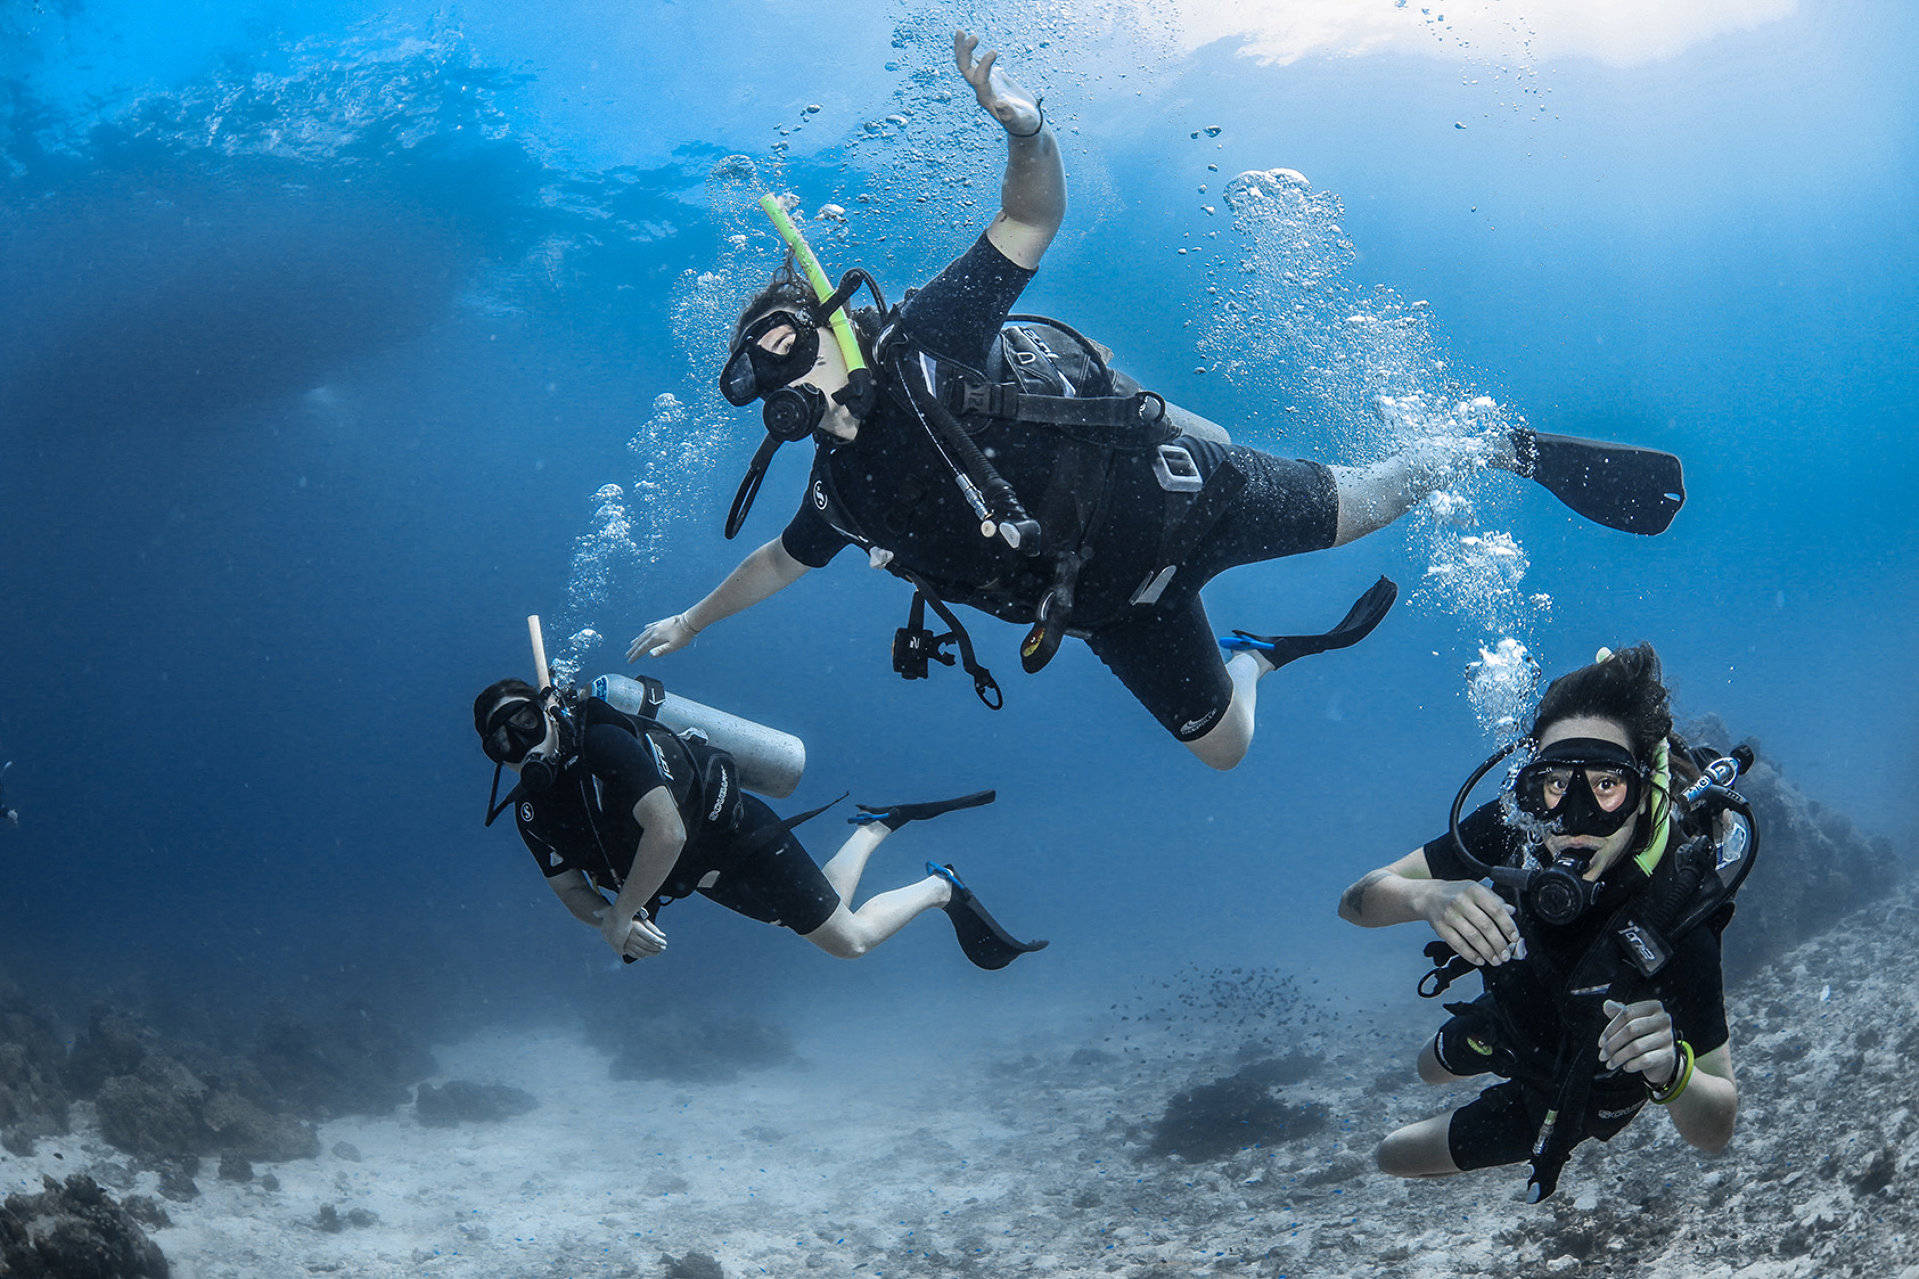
[
  {"x1": 850, "y1": 789, "x2": 996, "y2": 830},
  {"x1": 927, "y1": 862, "x2": 1049, "y2": 970},
  {"x1": 1511, "y1": 428, "x2": 1686, "y2": 536},
  {"x1": 1219, "y1": 575, "x2": 1398, "y2": 671}
]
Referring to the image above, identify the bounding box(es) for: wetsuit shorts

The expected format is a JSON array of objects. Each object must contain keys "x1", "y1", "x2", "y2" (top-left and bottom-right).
[
  {"x1": 693, "y1": 795, "x2": 841, "y2": 935},
  {"x1": 1447, "y1": 1078, "x2": 1648, "y2": 1172},
  {"x1": 1084, "y1": 446, "x2": 1339, "y2": 741}
]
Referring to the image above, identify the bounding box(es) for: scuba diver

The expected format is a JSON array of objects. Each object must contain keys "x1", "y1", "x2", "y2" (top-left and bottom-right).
[
  {"x1": 630, "y1": 30, "x2": 1688, "y2": 771},
  {"x1": 475, "y1": 672, "x2": 1047, "y2": 971},
  {"x1": 1337, "y1": 644, "x2": 1753, "y2": 1202},
  {"x1": 0, "y1": 761, "x2": 16, "y2": 827}
]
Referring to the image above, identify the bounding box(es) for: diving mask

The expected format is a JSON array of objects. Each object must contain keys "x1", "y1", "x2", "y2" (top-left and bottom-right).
[
  {"x1": 1513, "y1": 738, "x2": 1649, "y2": 839},
  {"x1": 719, "y1": 310, "x2": 820, "y2": 407},
  {"x1": 480, "y1": 698, "x2": 548, "y2": 765}
]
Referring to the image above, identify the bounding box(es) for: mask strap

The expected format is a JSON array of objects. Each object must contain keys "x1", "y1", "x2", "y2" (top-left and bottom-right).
[{"x1": 484, "y1": 761, "x2": 517, "y2": 827}]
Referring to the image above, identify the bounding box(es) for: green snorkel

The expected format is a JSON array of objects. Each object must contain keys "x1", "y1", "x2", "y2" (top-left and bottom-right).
[{"x1": 722, "y1": 195, "x2": 888, "y2": 539}]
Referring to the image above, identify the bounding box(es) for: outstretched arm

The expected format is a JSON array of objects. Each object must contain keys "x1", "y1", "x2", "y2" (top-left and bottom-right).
[
  {"x1": 627, "y1": 537, "x2": 810, "y2": 660},
  {"x1": 955, "y1": 29, "x2": 1063, "y2": 270},
  {"x1": 1338, "y1": 847, "x2": 1521, "y2": 969}
]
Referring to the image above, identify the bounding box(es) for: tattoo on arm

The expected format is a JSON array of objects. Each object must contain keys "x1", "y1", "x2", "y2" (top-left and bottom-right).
[{"x1": 1342, "y1": 870, "x2": 1392, "y2": 920}]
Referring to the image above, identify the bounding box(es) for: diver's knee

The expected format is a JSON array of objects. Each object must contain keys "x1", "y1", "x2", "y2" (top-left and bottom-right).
[
  {"x1": 1375, "y1": 1117, "x2": 1459, "y2": 1179},
  {"x1": 803, "y1": 920, "x2": 870, "y2": 960},
  {"x1": 1374, "y1": 1129, "x2": 1430, "y2": 1179},
  {"x1": 1416, "y1": 1036, "x2": 1457, "y2": 1085},
  {"x1": 1187, "y1": 730, "x2": 1248, "y2": 771}
]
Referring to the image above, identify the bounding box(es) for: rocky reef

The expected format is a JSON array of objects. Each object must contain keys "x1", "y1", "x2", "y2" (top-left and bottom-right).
[
  {"x1": 1, "y1": 992, "x2": 438, "y2": 1201},
  {"x1": 1148, "y1": 1066, "x2": 1329, "y2": 1161},
  {"x1": 0, "y1": 1174, "x2": 169, "y2": 1279},
  {"x1": 1684, "y1": 716, "x2": 1905, "y2": 979},
  {"x1": 413, "y1": 1080, "x2": 538, "y2": 1128},
  {"x1": 0, "y1": 971, "x2": 71, "y2": 1156}
]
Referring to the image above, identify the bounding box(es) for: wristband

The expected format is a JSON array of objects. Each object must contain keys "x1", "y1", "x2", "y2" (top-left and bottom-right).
[
  {"x1": 1649, "y1": 1039, "x2": 1695, "y2": 1105},
  {"x1": 1006, "y1": 103, "x2": 1045, "y2": 139}
]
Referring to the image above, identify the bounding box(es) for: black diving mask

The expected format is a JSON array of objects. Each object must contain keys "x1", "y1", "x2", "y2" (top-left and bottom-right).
[
  {"x1": 719, "y1": 310, "x2": 820, "y2": 407},
  {"x1": 483, "y1": 696, "x2": 566, "y2": 826},
  {"x1": 1513, "y1": 738, "x2": 1648, "y2": 839},
  {"x1": 480, "y1": 698, "x2": 548, "y2": 765}
]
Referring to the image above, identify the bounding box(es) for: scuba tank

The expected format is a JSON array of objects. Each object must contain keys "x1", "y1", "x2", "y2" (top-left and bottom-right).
[{"x1": 590, "y1": 673, "x2": 805, "y2": 800}]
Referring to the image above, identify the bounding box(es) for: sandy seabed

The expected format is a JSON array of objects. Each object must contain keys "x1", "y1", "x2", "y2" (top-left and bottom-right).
[{"x1": 6, "y1": 885, "x2": 1919, "y2": 1279}]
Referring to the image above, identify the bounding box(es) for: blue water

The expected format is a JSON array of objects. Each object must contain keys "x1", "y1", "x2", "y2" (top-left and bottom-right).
[{"x1": 2, "y1": 0, "x2": 1914, "y2": 1045}]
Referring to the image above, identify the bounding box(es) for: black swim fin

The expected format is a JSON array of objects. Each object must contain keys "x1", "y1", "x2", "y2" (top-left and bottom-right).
[
  {"x1": 928, "y1": 863, "x2": 1048, "y2": 970},
  {"x1": 1511, "y1": 428, "x2": 1686, "y2": 536},
  {"x1": 850, "y1": 789, "x2": 996, "y2": 830},
  {"x1": 1219, "y1": 575, "x2": 1398, "y2": 671}
]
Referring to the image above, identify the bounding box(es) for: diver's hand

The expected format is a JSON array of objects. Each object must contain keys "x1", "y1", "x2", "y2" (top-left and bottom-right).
[
  {"x1": 627, "y1": 613, "x2": 699, "y2": 662},
  {"x1": 1599, "y1": 998, "x2": 1678, "y2": 1085},
  {"x1": 1421, "y1": 880, "x2": 1520, "y2": 967},
  {"x1": 602, "y1": 909, "x2": 668, "y2": 961},
  {"x1": 954, "y1": 29, "x2": 1042, "y2": 136}
]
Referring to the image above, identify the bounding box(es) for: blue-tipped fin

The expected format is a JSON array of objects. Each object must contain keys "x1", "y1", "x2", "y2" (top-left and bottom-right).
[
  {"x1": 851, "y1": 789, "x2": 996, "y2": 830},
  {"x1": 1220, "y1": 576, "x2": 1398, "y2": 671},
  {"x1": 926, "y1": 862, "x2": 1048, "y2": 970},
  {"x1": 1514, "y1": 428, "x2": 1685, "y2": 536}
]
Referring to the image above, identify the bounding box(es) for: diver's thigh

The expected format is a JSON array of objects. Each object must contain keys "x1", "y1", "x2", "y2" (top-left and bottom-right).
[
  {"x1": 1187, "y1": 446, "x2": 1340, "y2": 580},
  {"x1": 1445, "y1": 1081, "x2": 1541, "y2": 1172},
  {"x1": 701, "y1": 806, "x2": 842, "y2": 935},
  {"x1": 1085, "y1": 598, "x2": 1233, "y2": 741}
]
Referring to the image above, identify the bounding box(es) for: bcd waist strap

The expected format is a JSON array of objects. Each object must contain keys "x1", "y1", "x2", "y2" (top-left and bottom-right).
[{"x1": 939, "y1": 375, "x2": 1172, "y2": 443}]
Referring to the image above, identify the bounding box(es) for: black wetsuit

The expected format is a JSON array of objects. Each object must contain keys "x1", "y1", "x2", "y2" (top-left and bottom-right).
[
  {"x1": 779, "y1": 234, "x2": 1340, "y2": 742},
  {"x1": 512, "y1": 700, "x2": 840, "y2": 934},
  {"x1": 1422, "y1": 803, "x2": 1731, "y2": 1171}
]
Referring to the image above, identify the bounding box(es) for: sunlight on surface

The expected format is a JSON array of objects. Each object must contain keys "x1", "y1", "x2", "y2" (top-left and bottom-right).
[{"x1": 1165, "y1": 0, "x2": 1798, "y2": 67}]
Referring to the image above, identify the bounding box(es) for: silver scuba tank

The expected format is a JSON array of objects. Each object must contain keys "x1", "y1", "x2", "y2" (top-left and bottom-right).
[{"x1": 589, "y1": 673, "x2": 805, "y2": 799}]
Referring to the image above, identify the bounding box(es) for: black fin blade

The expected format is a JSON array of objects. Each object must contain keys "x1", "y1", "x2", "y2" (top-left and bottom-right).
[
  {"x1": 944, "y1": 888, "x2": 1048, "y2": 971},
  {"x1": 852, "y1": 789, "x2": 997, "y2": 829},
  {"x1": 1524, "y1": 431, "x2": 1686, "y2": 536},
  {"x1": 1225, "y1": 575, "x2": 1398, "y2": 672}
]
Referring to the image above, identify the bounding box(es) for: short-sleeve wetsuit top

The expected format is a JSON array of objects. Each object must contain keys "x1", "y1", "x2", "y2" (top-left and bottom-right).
[
  {"x1": 771, "y1": 233, "x2": 1343, "y2": 743},
  {"x1": 511, "y1": 707, "x2": 840, "y2": 934}
]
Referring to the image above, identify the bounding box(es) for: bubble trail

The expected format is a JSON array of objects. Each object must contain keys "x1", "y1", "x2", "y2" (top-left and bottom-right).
[{"x1": 1201, "y1": 167, "x2": 1551, "y2": 735}]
